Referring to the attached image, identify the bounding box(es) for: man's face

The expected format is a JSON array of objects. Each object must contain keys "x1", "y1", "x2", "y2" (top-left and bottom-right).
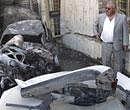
[{"x1": 105, "y1": 3, "x2": 116, "y2": 16}]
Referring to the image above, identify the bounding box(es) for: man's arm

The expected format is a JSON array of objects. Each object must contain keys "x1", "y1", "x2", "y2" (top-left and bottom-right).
[{"x1": 123, "y1": 15, "x2": 129, "y2": 51}]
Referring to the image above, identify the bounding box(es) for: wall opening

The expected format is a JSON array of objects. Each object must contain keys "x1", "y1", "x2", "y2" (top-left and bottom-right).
[{"x1": 49, "y1": 0, "x2": 60, "y2": 36}]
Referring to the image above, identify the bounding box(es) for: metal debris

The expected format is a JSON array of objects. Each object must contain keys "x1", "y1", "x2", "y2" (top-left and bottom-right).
[{"x1": 0, "y1": 20, "x2": 60, "y2": 95}]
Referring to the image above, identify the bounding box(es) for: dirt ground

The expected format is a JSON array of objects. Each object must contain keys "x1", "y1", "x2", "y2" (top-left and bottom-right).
[{"x1": 57, "y1": 44, "x2": 100, "y2": 71}]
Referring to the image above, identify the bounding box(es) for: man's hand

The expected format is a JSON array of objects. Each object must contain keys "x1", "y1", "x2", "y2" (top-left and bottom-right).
[
  {"x1": 96, "y1": 33, "x2": 102, "y2": 42},
  {"x1": 123, "y1": 45, "x2": 129, "y2": 51}
]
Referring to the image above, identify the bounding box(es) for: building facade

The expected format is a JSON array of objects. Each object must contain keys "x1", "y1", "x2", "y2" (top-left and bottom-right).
[
  {"x1": 41, "y1": 0, "x2": 130, "y2": 36},
  {"x1": 1, "y1": 0, "x2": 129, "y2": 36}
]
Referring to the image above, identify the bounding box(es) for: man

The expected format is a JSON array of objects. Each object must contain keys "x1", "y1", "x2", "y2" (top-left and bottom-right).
[{"x1": 94, "y1": 0, "x2": 129, "y2": 73}]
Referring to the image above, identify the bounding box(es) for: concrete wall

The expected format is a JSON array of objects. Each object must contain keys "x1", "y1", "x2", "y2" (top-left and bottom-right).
[
  {"x1": 60, "y1": 0, "x2": 100, "y2": 58},
  {"x1": 60, "y1": 0, "x2": 99, "y2": 36},
  {"x1": 62, "y1": 34, "x2": 101, "y2": 59}
]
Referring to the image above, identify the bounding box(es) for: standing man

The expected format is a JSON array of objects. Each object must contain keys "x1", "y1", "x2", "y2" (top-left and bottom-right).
[{"x1": 94, "y1": 0, "x2": 129, "y2": 73}]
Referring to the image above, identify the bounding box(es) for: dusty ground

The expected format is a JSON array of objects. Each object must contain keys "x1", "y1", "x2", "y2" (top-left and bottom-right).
[{"x1": 57, "y1": 44, "x2": 100, "y2": 71}]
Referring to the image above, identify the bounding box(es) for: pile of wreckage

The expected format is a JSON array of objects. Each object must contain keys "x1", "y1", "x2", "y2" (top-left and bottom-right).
[
  {"x1": 0, "y1": 0, "x2": 62, "y2": 103},
  {"x1": 0, "y1": 20, "x2": 60, "y2": 95}
]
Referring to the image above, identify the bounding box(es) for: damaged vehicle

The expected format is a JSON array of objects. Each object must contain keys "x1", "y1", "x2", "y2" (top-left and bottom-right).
[{"x1": 0, "y1": 20, "x2": 60, "y2": 95}]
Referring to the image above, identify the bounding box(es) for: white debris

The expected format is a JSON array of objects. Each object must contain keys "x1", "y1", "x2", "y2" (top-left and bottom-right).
[
  {"x1": 117, "y1": 72, "x2": 130, "y2": 91},
  {"x1": 17, "y1": 65, "x2": 109, "y2": 88},
  {"x1": 0, "y1": 86, "x2": 42, "y2": 110}
]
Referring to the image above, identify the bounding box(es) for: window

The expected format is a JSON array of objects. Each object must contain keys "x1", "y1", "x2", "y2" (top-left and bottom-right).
[
  {"x1": 118, "y1": 0, "x2": 127, "y2": 14},
  {"x1": 49, "y1": 0, "x2": 60, "y2": 36}
]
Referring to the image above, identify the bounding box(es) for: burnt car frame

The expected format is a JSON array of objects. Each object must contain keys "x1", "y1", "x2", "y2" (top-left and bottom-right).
[{"x1": 0, "y1": 20, "x2": 60, "y2": 95}]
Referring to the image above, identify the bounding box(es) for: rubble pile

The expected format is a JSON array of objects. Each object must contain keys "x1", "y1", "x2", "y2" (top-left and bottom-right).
[
  {"x1": 0, "y1": 19, "x2": 59, "y2": 96},
  {"x1": 65, "y1": 69, "x2": 117, "y2": 106},
  {"x1": 0, "y1": 43, "x2": 59, "y2": 93}
]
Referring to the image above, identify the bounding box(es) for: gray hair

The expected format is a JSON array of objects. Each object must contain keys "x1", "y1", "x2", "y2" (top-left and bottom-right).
[{"x1": 105, "y1": 0, "x2": 117, "y2": 9}]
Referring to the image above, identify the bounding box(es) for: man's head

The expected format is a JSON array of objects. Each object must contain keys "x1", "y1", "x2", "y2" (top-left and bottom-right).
[{"x1": 105, "y1": 0, "x2": 117, "y2": 17}]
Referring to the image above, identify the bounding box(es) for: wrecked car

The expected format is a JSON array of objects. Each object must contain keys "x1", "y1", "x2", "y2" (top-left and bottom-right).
[{"x1": 0, "y1": 20, "x2": 60, "y2": 95}]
